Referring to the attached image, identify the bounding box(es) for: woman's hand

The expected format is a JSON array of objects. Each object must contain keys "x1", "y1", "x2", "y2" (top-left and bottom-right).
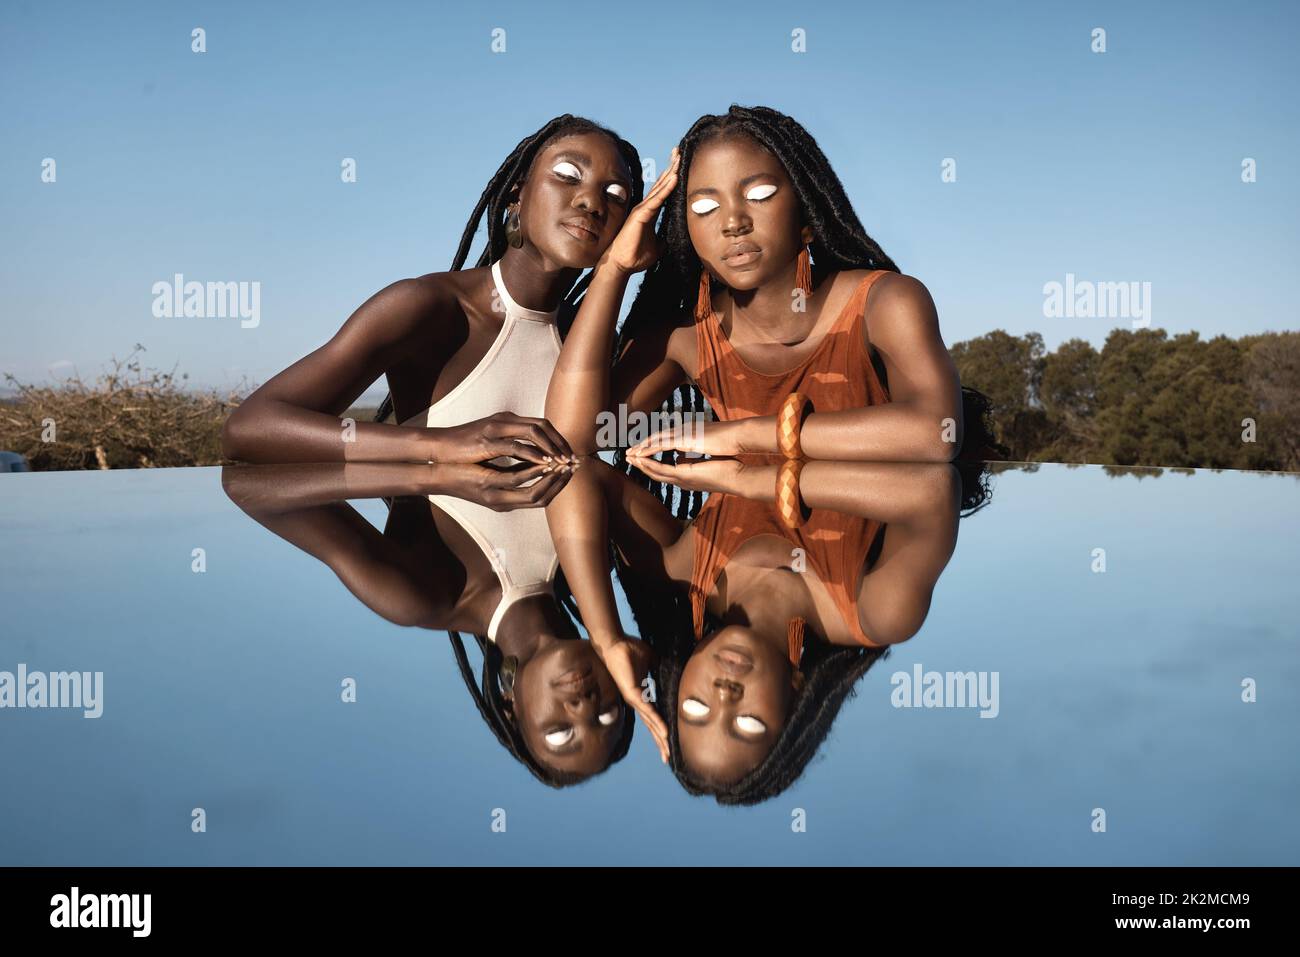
[
  {"x1": 597, "y1": 147, "x2": 681, "y2": 276},
  {"x1": 626, "y1": 415, "x2": 766, "y2": 460},
  {"x1": 593, "y1": 633, "x2": 669, "y2": 763},
  {"x1": 430, "y1": 411, "x2": 577, "y2": 465},
  {"x1": 433, "y1": 460, "x2": 575, "y2": 511},
  {"x1": 626, "y1": 453, "x2": 770, "y2": 498}
]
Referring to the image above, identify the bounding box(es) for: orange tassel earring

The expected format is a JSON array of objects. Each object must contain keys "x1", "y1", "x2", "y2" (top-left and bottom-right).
[
  {"x1": 695, "y1": 268, "x2": 713, "y2": 322},
  {"x1": 787, "y1": 616, "x2": 806, "y2": 670},
  {"x1": 795, "y1": 245, "x2": 813, "y2": 297}
]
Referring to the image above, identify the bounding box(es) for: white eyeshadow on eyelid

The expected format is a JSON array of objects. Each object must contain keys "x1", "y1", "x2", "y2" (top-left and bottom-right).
[
  {"x1": 607, "y1": 184, "x2": 627, "y2": 199},
  {"x1": 746, "y1": 183, "x2": 778, "y2": 201},
  {"x1": 690, "y1": 198, "x2": 720, "y2": 214},
  {"x1": 544, "y1": 727, "x2": 574, "y2": 747},
  {"x1": 681, "y1": 698, "x2": 709, "y2": 717},
  {"x1": 552, "y1": 161, "x2": 581, "y2": 179},
  {"x1": 735, "y1": 715, "x2": 766, "y2": 734}
]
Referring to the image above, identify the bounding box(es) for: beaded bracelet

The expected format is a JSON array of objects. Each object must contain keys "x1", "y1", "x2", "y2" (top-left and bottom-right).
[{"x1": 777, "y1": 392, "x2": 813, "y2": 459}]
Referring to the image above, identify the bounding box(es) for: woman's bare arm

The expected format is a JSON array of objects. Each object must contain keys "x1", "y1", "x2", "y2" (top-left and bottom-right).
[
  {"x1": 735, "y1": 274, "x2": 964, "y2": 462},
  {"x1": 544, "y1": 151, "x2": 683, "y2": 454},
  {"x1": 221, "y1": 278, "x2": 444, "y2": 464},
  {"x1": 221, "y1": 464, "x2": 460, "y2": 628},
  {"x1": 853, "y1": 463, "x2": 961, "y2": 645}
]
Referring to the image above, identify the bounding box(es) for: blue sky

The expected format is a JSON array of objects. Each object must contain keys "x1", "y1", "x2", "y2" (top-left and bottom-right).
[{"x1": 2, "y1": 0, "x2": 1297, "y2": 397}]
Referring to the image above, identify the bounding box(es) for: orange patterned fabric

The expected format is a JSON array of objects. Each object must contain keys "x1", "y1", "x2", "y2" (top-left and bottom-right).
[
  {"x1": 687, "y1": 490, "x2": 885, "y2": 649},
  {"x1": 693, "y1": 271, "x2": 892, "y2": 421}
]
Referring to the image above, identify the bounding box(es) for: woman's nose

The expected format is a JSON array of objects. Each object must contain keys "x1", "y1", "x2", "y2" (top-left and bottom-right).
[
  {"x1": 563, "y1": 691, "x2": 598, "y2": 717},
  {"x1": 713, "y1": 677, "x2": 744, "y2": 702},
  {"x1": 721, "y1": 209, "x2": 751, "y2": 236},
  {"x1": 572, "y1": 189, "x2": 605, "y2": 219}
]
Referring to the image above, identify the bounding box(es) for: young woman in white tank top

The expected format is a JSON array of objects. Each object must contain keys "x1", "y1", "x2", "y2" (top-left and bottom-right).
[
  {"x1": 220, "y1": 116, "x2": 653, "y2": 781},
  {"x1": 222, "y1": 115, "x2": 644, "y2": 468}
]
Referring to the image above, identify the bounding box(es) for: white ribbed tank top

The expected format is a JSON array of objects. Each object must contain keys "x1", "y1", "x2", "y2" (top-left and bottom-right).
[
  {"x1": 420, "y1": 260, "x2": 563, "y2": 432},
  {"x1": 424, "y1": 260, "x2": 563, "y2": 642}
]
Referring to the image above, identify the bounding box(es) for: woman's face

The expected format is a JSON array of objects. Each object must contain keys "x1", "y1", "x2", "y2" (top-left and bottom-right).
[
  {"x1": 684, "y1": 133, "x2": 807, "y2": 294},
  {"x1": 676, "y1": 625, "x2": 796, "y2": 785},
  {"x1": 515, "y1": 131, "x2": 635, "y2": 269},
  {"x1": 513, "y1": 639, "x2": 625, "y2": 777}
]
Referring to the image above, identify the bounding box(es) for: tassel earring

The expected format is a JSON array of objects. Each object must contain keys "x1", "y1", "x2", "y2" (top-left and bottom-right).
[
  {"x1": 787, "y1": 616, "x2": 806, "y2": 670},
  {"x1": 795, "y1": 244, "x2": 813, "y2": 297},
  {"x1": 695, "y1": 268, "x2": 713, "y2": 322}
]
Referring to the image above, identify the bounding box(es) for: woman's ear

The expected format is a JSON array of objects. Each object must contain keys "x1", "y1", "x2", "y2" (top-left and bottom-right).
[
  {"x1": 799, "y1": 225, "x2": 814, "y2": 246},
  {"x1": 791, "y1": 669, "x2": 806, "y2": 694}
]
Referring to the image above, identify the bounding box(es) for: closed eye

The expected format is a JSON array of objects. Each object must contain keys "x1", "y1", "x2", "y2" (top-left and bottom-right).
[
  {"x1": 552, "y1": 161, "x2": 582, "y2": 181},
  {"x1": 681, "y1": 697, "x2": 709, "y2": 718},
  {"x1": 735, "y1": 715, "x2": 766, "y2": 735},
  {"x1": 745, "y1": 183, "x2": 778, "y2": 201},
  {"x1": 544, "y1": 726, "x2": 574, "y2": 748},
  {"x1": 606, "y1": 183, "x2": 628, "y2": 203},
  {"x1": 598, "y1": 705, "x2": 620, "y2": 726},
  {"x1": 690, "y1": 197, "x2": 720, "y2": 215}
]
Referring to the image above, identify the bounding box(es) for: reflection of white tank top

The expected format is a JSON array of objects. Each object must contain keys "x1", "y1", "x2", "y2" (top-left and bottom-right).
[{"x1": 422, "y1": 260, "x2": 563, "y2": 642}]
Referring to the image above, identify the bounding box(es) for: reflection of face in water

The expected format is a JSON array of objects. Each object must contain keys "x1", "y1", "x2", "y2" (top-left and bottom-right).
[
  {"x1": 513, "y1": 638, "x2": 625, "y2": 778},
  {"x1": 676, "y1": 625, "x2": 798, "y2": 786}
]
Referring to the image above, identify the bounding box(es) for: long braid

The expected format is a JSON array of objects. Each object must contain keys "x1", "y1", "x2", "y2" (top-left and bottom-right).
[{"x1": 374, "y1": 115, "x2": 644, "y2": 423}]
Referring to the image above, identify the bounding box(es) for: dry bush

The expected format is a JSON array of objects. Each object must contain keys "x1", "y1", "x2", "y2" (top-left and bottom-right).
[{"x1": 1, "y1": 345, "x2": 246, "y2": 471}]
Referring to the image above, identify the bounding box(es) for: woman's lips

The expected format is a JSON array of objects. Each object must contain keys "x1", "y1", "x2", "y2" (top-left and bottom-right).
[
  {"x1": 722, "y1": 242, "x2": 762, "y2": 267},
  {"x1": 560, "y1": 220, "x2": 600, "y2": 243},
  {"x1": 713, "y1": 647, "x2": 754, "y2": 676}
]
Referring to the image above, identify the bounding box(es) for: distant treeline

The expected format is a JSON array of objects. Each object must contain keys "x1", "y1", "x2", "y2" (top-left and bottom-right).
[
  {"x1": 2, "y1": 331, "x2": 1298, "y2": 472},
  {"x1": 951, "y1": 328, "x2": 1300, "y2": 472}
]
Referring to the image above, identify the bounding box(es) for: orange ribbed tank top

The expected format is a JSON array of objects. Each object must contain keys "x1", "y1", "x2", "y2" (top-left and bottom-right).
[
  {"x1": 687, "y1": 490, "x2": 886, "y2": 651},
  {"x1": 693, "y1": 270, "x2": 891, "y2": 420}
]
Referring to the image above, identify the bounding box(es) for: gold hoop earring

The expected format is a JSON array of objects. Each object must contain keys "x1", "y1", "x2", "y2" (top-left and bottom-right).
[
  {"x1": 499, "y1": 654, "x2": 519, "y2": 697},
  {"x1": 505, "y1": 205, "x2": 523, "y2": 248}
]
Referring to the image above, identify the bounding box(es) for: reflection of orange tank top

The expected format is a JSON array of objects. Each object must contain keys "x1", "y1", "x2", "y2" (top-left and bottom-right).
[
  {"x1": 693, "y1": 271, "x2": 892, "y2": 420},
  {"x1": 687, "y1": 491, "x2": 885, "y2": 650}
]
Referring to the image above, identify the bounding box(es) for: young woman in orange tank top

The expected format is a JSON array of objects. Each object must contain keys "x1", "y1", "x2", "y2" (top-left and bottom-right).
[{"x1": 549, "y1": 104, "x2": 1004, "y2": 480}]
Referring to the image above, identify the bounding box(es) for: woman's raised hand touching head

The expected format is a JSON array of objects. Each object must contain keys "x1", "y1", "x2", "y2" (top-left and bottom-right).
[{"x1": 597, "y1": 147, "x2": 681, "y2": 276}]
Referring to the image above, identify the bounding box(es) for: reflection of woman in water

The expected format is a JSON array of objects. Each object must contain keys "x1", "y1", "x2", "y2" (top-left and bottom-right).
[
  {"x1": 221, "y1": 462, "x2": 635, "y2": 787},
  {"x1": 549, "y1": 453, "x2": 970, "y2": 804},
  {"x1": 221, "y1": 114, "x2": 642, "y2": 467}
]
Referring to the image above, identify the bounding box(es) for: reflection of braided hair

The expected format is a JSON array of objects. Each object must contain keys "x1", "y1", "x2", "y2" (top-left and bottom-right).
[
  {"x1": 449, "y1": 563, "x2": 635, "y2": 788},
  {"x1": 611, "y1": 524, "x2": 890, "y2": 806},
  {"x1": 375, "y1": 114, "x2": 644, "y2": 424},
  {"x1": 613, "y1": 104, "x2": 1006, "y2": 473}
]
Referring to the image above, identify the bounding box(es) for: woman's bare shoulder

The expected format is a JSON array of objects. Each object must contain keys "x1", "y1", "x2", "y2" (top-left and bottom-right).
[
  {"x1": 350, "y1": 269, "x2": 485, "y2": 343},
  {"x1": 855, "y1": 271, "x2": 939, "y2": 346}
]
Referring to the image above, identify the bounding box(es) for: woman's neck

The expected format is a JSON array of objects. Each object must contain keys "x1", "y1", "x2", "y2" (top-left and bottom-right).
[
  {"x1": 723, "y1": 261, "x2": 825, "y2": 343},
  {"x1": 721, "y1": 565, "x2": 817, "y2": 642},
  {"x1": 496, "y1": 247, "x2": 581, "y2": 313},
  {"x1": 493, "y1": 594, "x2": 569, "y2": 661}
]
